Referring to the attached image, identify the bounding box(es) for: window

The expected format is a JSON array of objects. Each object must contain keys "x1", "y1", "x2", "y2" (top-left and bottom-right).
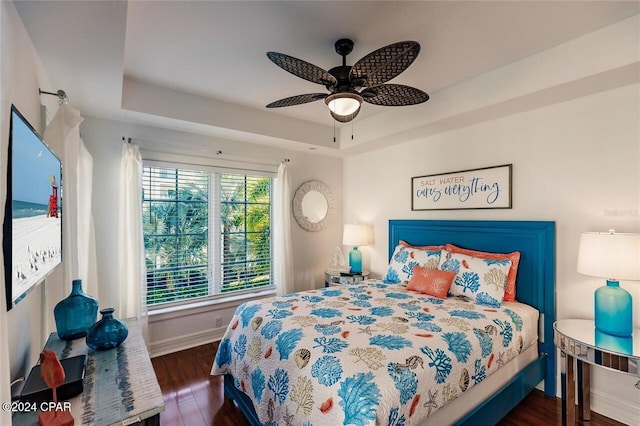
[{"x1": 142, "y1": 164, "x2": 274, "y2": 307}]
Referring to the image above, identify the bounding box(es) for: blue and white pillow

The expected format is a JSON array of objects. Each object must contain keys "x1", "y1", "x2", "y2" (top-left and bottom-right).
[
  {"x1": 439, "y1": 250, "x2": 511, "y2": 307},
  {"x1": 384, "y1": 244, "x2": 441, "y2": 284}
]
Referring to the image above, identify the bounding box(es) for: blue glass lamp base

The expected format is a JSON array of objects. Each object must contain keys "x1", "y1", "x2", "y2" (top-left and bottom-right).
[
  {"x1": 594, "y1": 280, "x2": 632, "y2": 337},
  {"x1": 349, "y1": 247, "x2": 362, "y2": 273},
  {"x1": 595, "y1": 330, "x2": 633, "y2": 355}
]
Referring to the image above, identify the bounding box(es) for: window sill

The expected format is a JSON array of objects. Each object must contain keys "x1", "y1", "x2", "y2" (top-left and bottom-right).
[{"x1": 148, "y1": 288, "x2": 276, "y2": 323}]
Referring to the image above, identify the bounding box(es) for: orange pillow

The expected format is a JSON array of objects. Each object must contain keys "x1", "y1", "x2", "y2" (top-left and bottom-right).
[
  {"x1": 406, "y1": 266, "x2": 455, "y2": 299},
  {"x1": 444, "y1": 244, "x2": 520, "y2": 302}
]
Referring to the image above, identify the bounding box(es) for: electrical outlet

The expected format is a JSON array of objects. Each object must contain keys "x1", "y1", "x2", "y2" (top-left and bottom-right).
[{"x1": 215, "y1": 317, "x2": 222, "y2": 328}]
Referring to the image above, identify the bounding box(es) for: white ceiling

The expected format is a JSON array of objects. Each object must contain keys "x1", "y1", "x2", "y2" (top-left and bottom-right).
[{"x1": 13, "y1": 1, "x2": 640, "y2": 152}]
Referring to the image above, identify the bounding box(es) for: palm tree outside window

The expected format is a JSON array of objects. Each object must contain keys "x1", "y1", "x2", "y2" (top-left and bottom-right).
[{"x1": 142, "y1": 165, "x2": 273, "y2": 307}]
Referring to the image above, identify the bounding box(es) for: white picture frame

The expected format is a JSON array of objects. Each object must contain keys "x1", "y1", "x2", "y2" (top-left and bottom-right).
[{"x1": 411, "y1": 164, "x2": 512, "y2": 210}]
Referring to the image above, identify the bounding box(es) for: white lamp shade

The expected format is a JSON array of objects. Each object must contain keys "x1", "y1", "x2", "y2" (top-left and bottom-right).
[
  {"x1": 577, "y1": 231, "x2": 640, "y2": 280},
  {"x1": 343, "y1": 224, "x2": 368, "y2": 246},
  {"x1": 326, "y1": 93, "x2": 362, "y2": 116}
]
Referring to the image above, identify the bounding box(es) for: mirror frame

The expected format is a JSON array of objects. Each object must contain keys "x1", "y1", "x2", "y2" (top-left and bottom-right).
[{"x1": 292, "y1": 180, "x2": 335, "y2": 232}]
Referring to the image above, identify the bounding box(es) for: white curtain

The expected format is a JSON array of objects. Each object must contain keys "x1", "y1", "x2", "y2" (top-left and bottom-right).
[
  {"x1": 43, "y1": 104, "x2": 99, "y2": 302},
  {"x1": 118, "y1": 143, "x2": 147, "y2": 341},
  {"x1": 274, "y1": 161, "x2": 294, "y2": 295}
]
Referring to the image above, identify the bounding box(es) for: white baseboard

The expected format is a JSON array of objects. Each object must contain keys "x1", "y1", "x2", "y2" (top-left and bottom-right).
[
  {"x1": 591, "y1": 389, "x2": 640, "y2": 426},
  {"x1": 149, "y1": 326, "x2": 226, "y2": 358}
]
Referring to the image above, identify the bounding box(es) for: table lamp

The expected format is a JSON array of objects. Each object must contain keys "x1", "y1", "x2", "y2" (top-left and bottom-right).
[
  {"x1": 577, "y1": 230, "x2": 640, "y2": 336},
  {"x1": 343, "y1": 224, "x2": 368, "y2": 273}
]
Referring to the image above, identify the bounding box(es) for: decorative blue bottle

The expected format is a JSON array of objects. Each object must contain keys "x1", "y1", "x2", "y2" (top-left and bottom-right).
[
  {"x1": 594, "y1": 280, "x2": 632, "y2": 337},
  {"x1": 595, "y1": 329, "x2": 633, "y2": 355},
  {"x1": 54, "y1": 279, "x2": 99, "y2": 340},
  {"x1": 349, "y1": 246, "x2": 363, "y2": 273},
  {"x1": 86, "y1": 308, "x2": 128, "y2": 351}
]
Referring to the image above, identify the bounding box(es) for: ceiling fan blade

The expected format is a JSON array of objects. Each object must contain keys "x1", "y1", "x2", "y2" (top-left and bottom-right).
[
  {"x1": 267, "y1": 52, "x2": 338, "y2": 87},
  {"x1": 350, "y1": 41, "x2": 420, "y2": 86},
  {"x1": 330, "y1": 106, "x2": 360, "y2": 123},
  {"x1": 266, "y1": 93, "x2": 328, "y2": 108},
  {"x1": 361, "y1": 84, "x2": 429, "y2": 106}
]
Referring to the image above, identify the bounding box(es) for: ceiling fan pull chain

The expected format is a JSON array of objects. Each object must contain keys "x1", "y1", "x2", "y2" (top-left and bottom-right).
[{"x1": 333, "y1": 119, "x2": 336, "y2": 143}]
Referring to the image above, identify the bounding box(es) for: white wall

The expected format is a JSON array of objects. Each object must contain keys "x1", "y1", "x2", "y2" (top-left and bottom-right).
[
  {"x1": 1, "y1": 0, "x2": 65, "y2": 391},
  {"x1": 80, "y1": 117, "x2": 343, "y2": 356},
  {"x1": 343, "y1": 60, "x2": 640, "y2": 426}
]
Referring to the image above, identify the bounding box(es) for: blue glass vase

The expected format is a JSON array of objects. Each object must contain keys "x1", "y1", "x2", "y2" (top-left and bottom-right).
[
  {"x1": 349, "y1": 247, "x2": 363, "y2": 273},
  {"x1": 594, "y1": 280, "x2": 632, "y2": 337},
  {"x1": 86, "y1": 308, "x2": 128, "y2": 351},
  {"x1": 54, "y1": 279, "x2": 99, "y2": 340}
]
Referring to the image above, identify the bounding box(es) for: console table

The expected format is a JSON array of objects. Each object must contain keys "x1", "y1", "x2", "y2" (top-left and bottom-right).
[
  {"x1": 13, "y1": 318, "x2": 164, "y2": 425},
  {"x1": 553, "y1": 319, "x2": 640, "y2": 425}
]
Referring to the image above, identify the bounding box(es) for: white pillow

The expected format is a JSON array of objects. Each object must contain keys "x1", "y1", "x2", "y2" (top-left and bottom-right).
[
  {"x1": 384, "y1": 244, "x2": 441, "y2": 284},
  {"x1": 438, "y1": 250, "x2": 511, "y2": 307}
]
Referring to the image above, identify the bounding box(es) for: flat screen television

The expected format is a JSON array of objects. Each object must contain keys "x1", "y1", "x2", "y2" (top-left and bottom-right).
[{"x1": 3, "y1": 105, "x2": 62, "y2": 310}]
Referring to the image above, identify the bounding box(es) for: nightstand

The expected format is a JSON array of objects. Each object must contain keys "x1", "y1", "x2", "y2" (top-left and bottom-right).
[
  {"x1": 553, "y1": 319, "x2": 640, "y2": 424},
  {"x1": 324, "y1": 270, "x2": 370, "y2": 287},
  {"x1": 13, "y1": 318, "x2": 163, "y2": 425}
]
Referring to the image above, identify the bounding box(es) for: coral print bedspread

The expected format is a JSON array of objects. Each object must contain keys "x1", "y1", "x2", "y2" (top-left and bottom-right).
[{"x1": 211, "y1": 280, "x2": 537, "y2": 425}]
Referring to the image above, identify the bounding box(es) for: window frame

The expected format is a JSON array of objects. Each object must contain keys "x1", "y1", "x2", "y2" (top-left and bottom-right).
[{"x1": 142, "y1": 157, "x2": 277, "y2": 310}]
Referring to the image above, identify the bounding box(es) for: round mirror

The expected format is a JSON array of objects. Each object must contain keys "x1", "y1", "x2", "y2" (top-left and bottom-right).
[
  {"x1": 301, "y1": 191, "x2": 328, "y2": 223},
  {"x1": 293, "y1": 180, "x2": 335, "y2": 232}
]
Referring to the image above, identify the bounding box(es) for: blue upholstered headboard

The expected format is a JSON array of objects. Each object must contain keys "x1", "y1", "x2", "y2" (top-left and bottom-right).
[{"x1": 388, "y1": 219, "x2": 556, "y2": 396}]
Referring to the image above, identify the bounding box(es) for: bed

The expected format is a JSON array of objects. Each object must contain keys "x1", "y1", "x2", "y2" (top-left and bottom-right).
[{"x1": 212, "y1": 219, "x2": 556, "y2": 425}]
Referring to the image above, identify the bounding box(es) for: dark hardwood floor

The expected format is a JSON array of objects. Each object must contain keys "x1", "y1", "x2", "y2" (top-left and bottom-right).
[{"x1": 151, "y1": 342, "x2": 625, "y2": 426}]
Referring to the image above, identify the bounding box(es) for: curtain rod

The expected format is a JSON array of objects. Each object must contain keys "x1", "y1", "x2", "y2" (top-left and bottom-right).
[
  {"x1": 216, "y1": 150, "x2": 289, "y2": 164},
  {"x1": 39, "y1": 88, "x2": 67, "y2": 101},
  {"x1": 124, "y1": 136, "x2": 290, "y2": 166}
]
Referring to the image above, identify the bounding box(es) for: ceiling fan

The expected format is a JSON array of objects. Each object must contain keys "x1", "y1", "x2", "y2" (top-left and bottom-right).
[{"x1": 265, "y1": 38, "x2": 429, "y2": 123}]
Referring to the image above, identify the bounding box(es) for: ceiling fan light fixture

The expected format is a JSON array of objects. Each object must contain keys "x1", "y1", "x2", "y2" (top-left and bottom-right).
[
  {"x1": 266, "y1": 39, "x2": 427, "y2": 124},
  {"x1": 325, "y1": 93, "x2": 363, "y2": 117}
]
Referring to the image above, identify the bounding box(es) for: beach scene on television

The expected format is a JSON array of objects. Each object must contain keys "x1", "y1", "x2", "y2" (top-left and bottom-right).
[{"x1": 11, "y1": 110, "x2": 62, "y2": 304}]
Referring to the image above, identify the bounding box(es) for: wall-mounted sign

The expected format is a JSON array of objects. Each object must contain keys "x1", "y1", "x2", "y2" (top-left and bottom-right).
[{"x1": 411, "y1": 164, "x2": 512, "y2": 210}]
